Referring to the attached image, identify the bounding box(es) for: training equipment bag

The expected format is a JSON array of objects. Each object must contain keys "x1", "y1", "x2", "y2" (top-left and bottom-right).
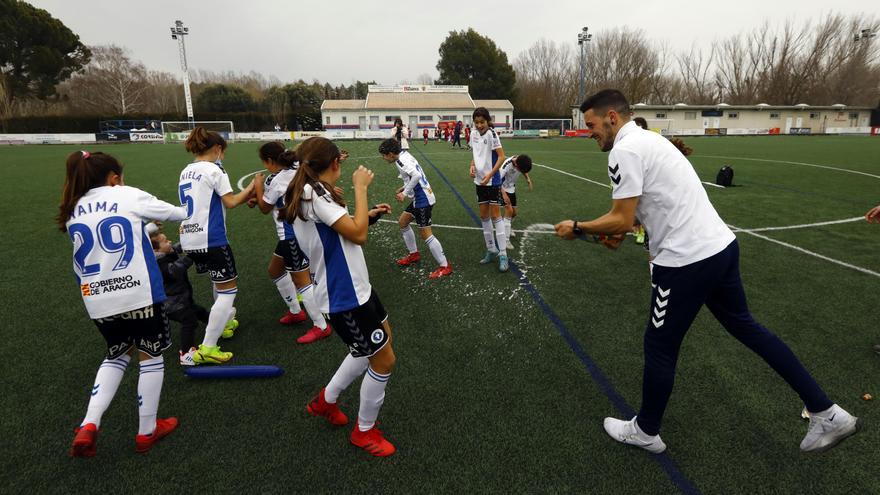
[{"x1": 716, "y1": 166, "x2": 734, "y2": 187}]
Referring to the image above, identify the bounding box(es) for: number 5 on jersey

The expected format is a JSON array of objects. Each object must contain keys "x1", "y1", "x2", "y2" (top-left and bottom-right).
[{"x1": 179, "y1": 182, "x2": 194, "y2": 219}]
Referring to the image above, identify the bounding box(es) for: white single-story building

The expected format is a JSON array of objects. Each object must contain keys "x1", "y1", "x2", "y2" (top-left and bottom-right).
[
  {"x1": 571, "y1": 103, "x2": 875, "y2": 135},
  {"x1": 322, "y1": 85, "x2": 514, "y2": 132}
]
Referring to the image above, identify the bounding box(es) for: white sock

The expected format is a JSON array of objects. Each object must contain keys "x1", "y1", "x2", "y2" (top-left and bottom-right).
[
  {"x1": 493, "y1": 217, "x2": 507, "y2": 256},
  {"x1": 273, "y1": 273, "x2": 301, "y2": 313},
  {"x1": 203, "y1": 288, "x2": 237, "y2": 347},
  {"x1": 82, "y1": 354, "x2": 131, "y2": 427},
  {"x1": 400, "y1": 227, "x2": 418, "y2": 254},
  {"x1": 137, "y1": 356, "x2": 164, "y2": 436},
  {"x1": 358, "y1": 366, "x2": 391, "y2": 431},
  {"x1": 425, "y1": 235, "x2": 448, "y2": 267},
  {"x1": 504, "y1": 217, "x2": 513, "y2": 238},
  {"x1": 298, "y1": 282, "x2": 327, "y2": 329},
  {"x1": 325, "y1": 354, "x2": 369, "y2": 403},
  {"x1": 481, "y1": 218, "x2": 497, "y2": 252}
]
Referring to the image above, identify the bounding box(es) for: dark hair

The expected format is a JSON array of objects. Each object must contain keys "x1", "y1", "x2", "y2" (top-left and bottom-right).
[
  {"x1": 283, "y1": 137, "x2": 344, "y2": 222},
  {"x1": 472, "y1": 107, "x2": 491, "y2": 122},
  {"x1": 57, "y1": 151, "x2": 123, "y2": 232},
  {"x1": 633, "y1": 117, "x2": 648, "y2": 130},
  {"x1": 669, "y1": 137, "x2": 693, "y2": 156},
  {"x1": 258, "y1": 141, "x2": 297, "y2": 168},
  {"x1": 515, "y1": 154, "x2": 533, "y2": 174},
  {"x1": 184, "y1": 126, "x2": 227, "y2": 155},
  {"x1": 378, "y1": 138, "x2": 401, "y2": 155},
  {"x1": 579, "y1": 89, "x2": 631, "y2": 116}
]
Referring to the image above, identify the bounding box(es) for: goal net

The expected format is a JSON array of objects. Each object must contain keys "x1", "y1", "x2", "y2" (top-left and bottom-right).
[
  {"x1": 514, "y1": 119, "x2": 572, "y2": 135},
  {"x1": 161, "y1": 121, "x2": 236, "y2": 143},
  {"x1": 646, "y1": 119, "x2": 674, "y2": 136}
]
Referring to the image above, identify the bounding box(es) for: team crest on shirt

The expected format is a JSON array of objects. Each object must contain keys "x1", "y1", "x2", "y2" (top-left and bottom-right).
[{"x1": 370, "y1": 329, "x2": 385, "y2": 344}]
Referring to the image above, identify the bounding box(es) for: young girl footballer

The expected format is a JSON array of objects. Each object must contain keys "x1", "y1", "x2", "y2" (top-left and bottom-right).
[
  {"x1": 378, "y1": 138, "x2": 452, "y2": 279},
  {"x1": 284, "y1": 137, "x2": 397, "y2": 457},
  {"x1": 469, "y1": 107, "x2": 509, "y2": 271},
  {"x1": 178, "y1": 127, "x2": 255, "y2": 364},
  {"x1": 59, "y1": 151, "x2": 188, "y2": 457},
  {"x1": 252, "y1": 141, "x2": 332, "y2": 344}
]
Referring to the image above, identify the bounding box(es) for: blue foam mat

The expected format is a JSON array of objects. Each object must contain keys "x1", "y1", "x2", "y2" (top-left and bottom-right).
[{"x1": 183, "y1": 365, "x2": 284, "y2": 379}]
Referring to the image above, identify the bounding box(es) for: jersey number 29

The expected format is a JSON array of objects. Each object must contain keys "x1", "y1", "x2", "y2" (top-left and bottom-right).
[{"x1": 69, "y1": 216, "x2": 135, "y2": 276}]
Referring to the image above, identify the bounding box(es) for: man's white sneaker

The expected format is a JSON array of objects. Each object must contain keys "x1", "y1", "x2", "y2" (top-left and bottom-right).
[
  {"x1": 603, "y1": 416, "x2": 667, "y2": 454},
  {"x1": 179, "y1": 347, "x2": 197, "y2": 366},
  {"x1": 800, "y1": 404, "x2": 860, "y2": 453}
]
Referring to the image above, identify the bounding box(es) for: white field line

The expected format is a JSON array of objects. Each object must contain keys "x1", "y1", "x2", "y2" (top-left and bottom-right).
[
  {"x1": 730, "y1": 225, "x2": 880, "y2": 278},
  {"x1": 535, "y1": 163, "x2": 879, "y2": 278},
  {"x1": 702, "y1": 181, "x2": 725, "y2": 188},
  {"x1": 375, "y1": 218, "x2": 556, "y2": 234},
  {"x1": 534, "y1": 163, "x2": 611, "y2": 189},
  {"x1": 731, "y1": 216, "x2": 865, "y2": 233},
  {"x1": 694, "y1": 154, "x2": 880, "y2": 180}
]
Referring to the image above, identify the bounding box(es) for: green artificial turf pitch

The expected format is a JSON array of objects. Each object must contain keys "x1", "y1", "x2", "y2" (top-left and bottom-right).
[{"x1": 1, "y1": 135, "x2": 878, "y2": 494}]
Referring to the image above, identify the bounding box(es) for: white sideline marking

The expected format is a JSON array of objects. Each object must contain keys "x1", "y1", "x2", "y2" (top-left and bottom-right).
[
  {"x1": 731, "y1": 216, "x2": 865, "y2": 233},
  {"x1": 695, "y1": 154, "x2": 880, "y2": 180},
  {"x1": 702, "y1": 181, "x2": 725, "y2": 188},
  {"x1": 730, "y1": 225, "x2": 880, "y2": 279},
  {"x1": 536, "y1": 163, "x2": 879, "y2": 278},
  {"x1": 534, "y1": 163, "x2": 611, "y2": 189},
  {"x1": 375, "y1": 218, "x2": 556, "y2": 234}
]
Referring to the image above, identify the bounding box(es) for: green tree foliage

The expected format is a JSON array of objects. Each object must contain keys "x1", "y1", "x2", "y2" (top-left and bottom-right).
[
  {"x1": 435, "y1": 28, "x2": 516, "y2": 100},
  {"x1": 195, "y1": 83, "x2": 255, "y2": 113},
  {"x1": 0, "y1": 0, "x2": 90, "y2": 107}
]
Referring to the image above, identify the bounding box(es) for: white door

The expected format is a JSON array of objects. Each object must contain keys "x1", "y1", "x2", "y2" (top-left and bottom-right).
[
  {"x1": 713, "y1": 118, "x2": 721, "y2": 128},
  {"x1": 785, "y1": 117, "x2": 793, "y2": 133},
  {"x1": 702, "y1": 118, "x2": 710, "y2": 129},
  {"x1": 359, "y1": 116, "x2": 366, "y2": 131},
  {"x1": 795, "y1": 117, "x2": 803, "y2": 128},
  {"x1": 370, "y1": 116, "x2": 379, "y2": 131},
  {"x1": 409, "y1": 117, "x2": 418, "y2": 138}
]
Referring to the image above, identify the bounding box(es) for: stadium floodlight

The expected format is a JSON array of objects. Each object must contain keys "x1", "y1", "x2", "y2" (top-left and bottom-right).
[
  {"x1": 577, "y1": 27, "x2": 592, "y2": 109},
  {"x1": 854, "y1": 28, "x2": 876, "y2": 42},
  {"x1": 170, "y1": 20, "x2": 195, "y2": 128}
]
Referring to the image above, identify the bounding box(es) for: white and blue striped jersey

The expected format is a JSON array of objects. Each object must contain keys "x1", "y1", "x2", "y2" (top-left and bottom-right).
[
  {"x1": 66, "y1": 186, "x2": 189, "y2": 319},
  {"x1": 471, "y1": 128, "x2": 502, "y2": 186},
  {"x1": 178, "y1": 161, "x2": 233, "y2": 251},
  {"x1": 293, "y1": 184, "x2": 372, "y2": 314},
  {"x1": 499, "y1": 156, "x2": 522, "y2": 194},
  {"x1": 262, "y1": 168, "x2": 297, "y2": 240},
  {"x1": 395, "y1": 151, "x2": 435, "y2": 208}
]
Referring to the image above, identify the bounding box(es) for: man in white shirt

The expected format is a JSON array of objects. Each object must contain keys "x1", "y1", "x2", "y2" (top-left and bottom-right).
[{"x1": 555, "y1": 89, "x2": 860, "y2": 454}]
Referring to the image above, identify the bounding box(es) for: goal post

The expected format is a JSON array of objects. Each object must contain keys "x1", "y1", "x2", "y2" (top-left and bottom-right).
[
  {"x1": 161, "y1": 121, "x2": 236, "y2": 143},
  {"x1": 513, "y1": 119, "x2": 573, "y2": 134}
]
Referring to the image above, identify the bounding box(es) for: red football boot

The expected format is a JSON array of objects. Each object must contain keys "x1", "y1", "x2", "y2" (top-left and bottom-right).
[
  {"x1": 279, "y1": 309, "x2": 308, "y2": 325},
  {"x1": 429, "y1": 264, "x2": 453, "y2": 279},
  {"x1": 297, "y1": 325, "x2": 332, "y2": 344},
  {"x1": 306, "y1": 388, "x2": 348, "y2": 426},
  {"x1": 350, "y1": 425, "x2": 396, "y2": 457},
  {"x1": 135, "y1": 417, "x2": 178, "y2": 454},
  {"x1": 396, "y1": 252, "x2": 421, "y2": 266},
  {"x1": 70, "y1": 423, "x2": 98, "y2": 458}
]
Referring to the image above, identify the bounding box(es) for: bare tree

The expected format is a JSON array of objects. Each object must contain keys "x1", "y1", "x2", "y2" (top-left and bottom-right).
[{"x1": 60, "y1": 45, "x2": 149, "y2": 114}]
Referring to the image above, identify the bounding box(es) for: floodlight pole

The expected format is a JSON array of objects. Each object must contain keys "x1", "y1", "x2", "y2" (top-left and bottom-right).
[
  {"x1": 170, "y1": 20, "x2": 194, "y2": 128},
  {"x1": 577, "y1": 27, "x2": 592, "y2": 108}
]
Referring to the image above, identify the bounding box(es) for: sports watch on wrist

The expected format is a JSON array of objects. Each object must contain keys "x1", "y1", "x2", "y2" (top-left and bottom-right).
[{"x1": 571, "y1": 220, "x2": 583, "y2": 237}]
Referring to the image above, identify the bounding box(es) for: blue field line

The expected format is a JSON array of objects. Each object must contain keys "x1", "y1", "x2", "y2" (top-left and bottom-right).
[{"x1": 412, "y1": 147, "x2": 701, "y2": 495}]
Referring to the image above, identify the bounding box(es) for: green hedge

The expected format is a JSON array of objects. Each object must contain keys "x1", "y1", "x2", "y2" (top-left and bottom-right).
[{"x1": 0, "y1": 111, "x2": 323, "y2": 133}]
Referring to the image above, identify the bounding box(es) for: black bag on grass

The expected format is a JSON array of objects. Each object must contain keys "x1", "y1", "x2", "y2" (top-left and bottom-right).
[{"x1": 716, "y1": 165, "x2": 734, "y2": 187}]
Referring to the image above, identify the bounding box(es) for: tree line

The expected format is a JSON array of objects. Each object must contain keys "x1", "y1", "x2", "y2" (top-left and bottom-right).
[{"x1": 1, "y1": 0, "x2": 877, "y2": 131}]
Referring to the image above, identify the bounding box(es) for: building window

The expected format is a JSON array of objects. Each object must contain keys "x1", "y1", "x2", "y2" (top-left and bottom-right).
[
  {"x1": 342, "y1": 116, "x2": 347, "y2": 124},
  {"x1": 419, "y1": 115, "x2": 434, "y2": 122},
  {"x1": 684, "y1": 112, "x2": 696, "y2": 120},
  {"x1": 809, "y1": 112, "x2": 820, "y2": 119},
  {"x1": 325, "y1": 116, "x2": 331, "y2": 125},
  {"x1": 769, "y1": 112, "x2": 780, "y2": 119},
  {"x1": 655, "y1": 113, "x2": 666, "y2": 119},
  {"x1": 385, "y1": 116, "x2": 401, "y2": 123},
  {"x1": 849, "y1": 112, "x2": 859, "y2": 119},
  {"x1": 727, "y1": 112, "x2": 739, "y2": 119},
  {"x1": 440, "y1": 115, "x2": 456, "y2": 121},
  {"x1": 491, "y1": 115, "x2": 497, "y2": 123}
]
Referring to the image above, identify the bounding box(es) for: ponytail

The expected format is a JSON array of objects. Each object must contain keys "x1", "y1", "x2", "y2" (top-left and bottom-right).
[
  {"x1": 184, "y1": 126, "x2": 227, "y2": 155},
  {"x1": 57, "y1": 151, "x2": 123, "y2": 232},
  {"x1": 282, "y1": 137, "x2": 344, "y2": 223}
]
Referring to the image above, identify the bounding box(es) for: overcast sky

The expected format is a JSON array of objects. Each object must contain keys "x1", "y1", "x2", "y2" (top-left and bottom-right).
[{"x1": 29, "y1": 0, "x2": 878, "y2": 85}]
